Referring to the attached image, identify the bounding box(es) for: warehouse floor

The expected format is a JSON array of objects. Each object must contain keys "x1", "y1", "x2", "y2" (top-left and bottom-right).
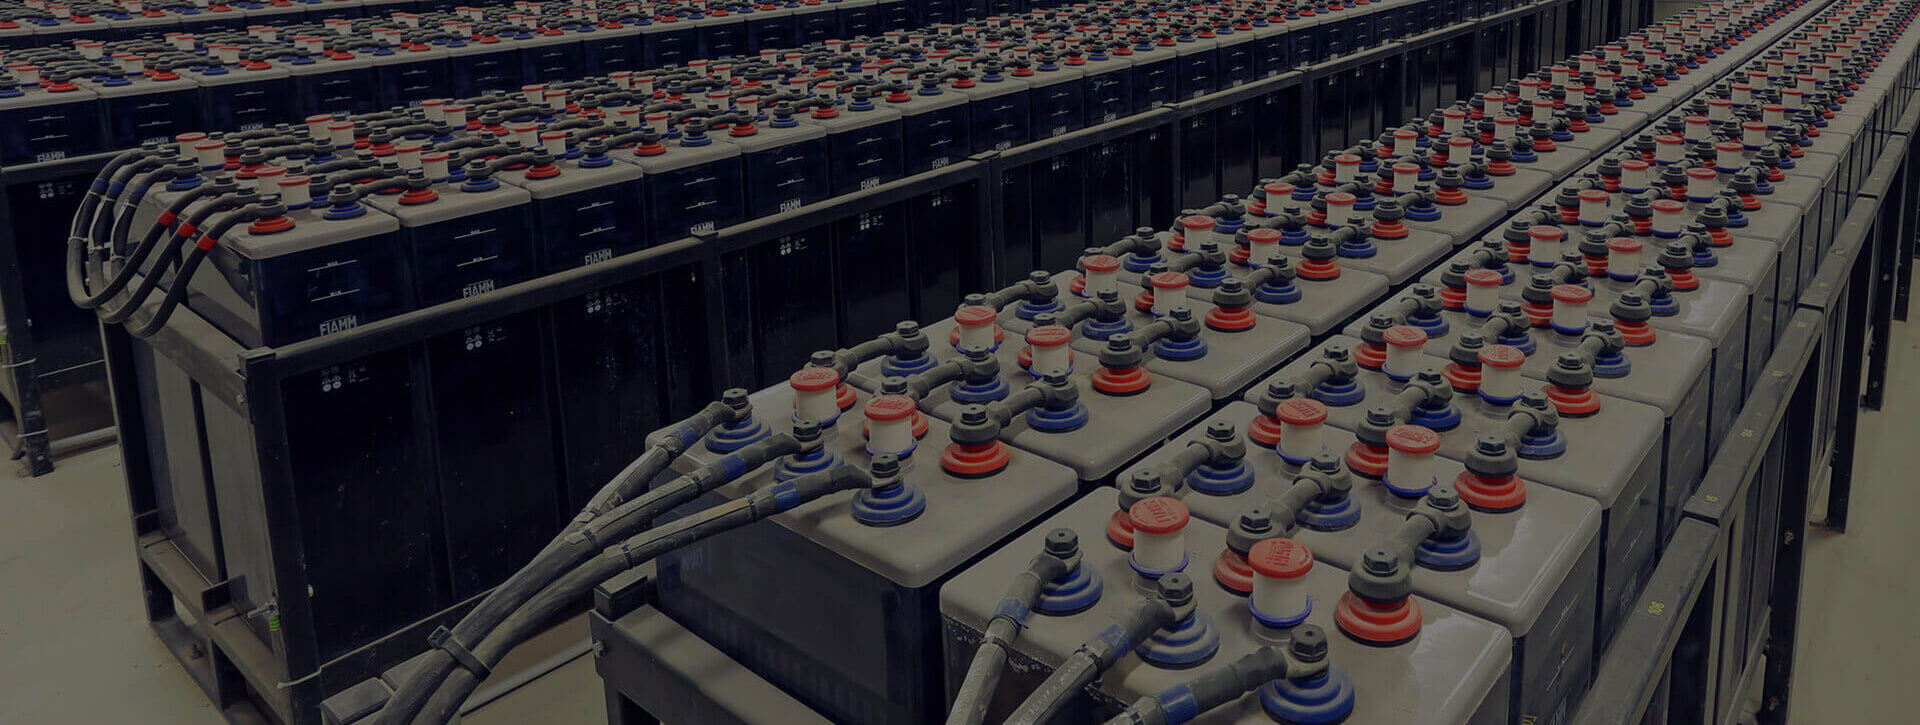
[{"x1": 5, "y1": 308, "x2": 1919, "y2": 723}]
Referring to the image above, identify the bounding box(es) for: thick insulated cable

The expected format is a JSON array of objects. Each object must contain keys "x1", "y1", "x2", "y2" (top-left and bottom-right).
[
  {"x1": 126, "y1": 201, "x2": 283, "y2": 338},
  {"x1": 374, "y1": 429, "x2": 798, "y2": 724},
  {"x1": 1102, "y1": 626, "x2": 1332, "y2": 725},
  {"x1": 946, "y1": 532, "x2": 1078, "y2": 725},
  {"x1": 411, "y1": 463, "x2": 875, "y2": 725},
  {"x1": 1005, "y1": 576, "x2": 1187, "y2": 725},
  {"x1": 95, "y1": 186, "x2": 252, "y2": 325}
]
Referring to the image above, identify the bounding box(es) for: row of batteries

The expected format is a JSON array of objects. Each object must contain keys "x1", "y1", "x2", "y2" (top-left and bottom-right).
[
  {"x1": 66, "y1": 0, "x2": 1908, "y2": 720},
  {"x1": 639, "y1": 1, "x2": 1906, "y2": 724},
  {"x1": 6, "y1": 0, "x2": 1565, "y2": 166}
]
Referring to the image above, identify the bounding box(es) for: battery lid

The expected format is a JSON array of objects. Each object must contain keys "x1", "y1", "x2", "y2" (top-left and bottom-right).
[
  {"x1": 1128, "y1": 496, "x2": 1190, "y2": 534},
  {"x1": 864, "y1": 394, "x2": 917, "y2": 422},
  {"x1": 1248, "y1": 538, "x2": 1313, "y2": 579},
  {"x1": 1385, "y1": 424, "x2": 1442, "y2": 454}
]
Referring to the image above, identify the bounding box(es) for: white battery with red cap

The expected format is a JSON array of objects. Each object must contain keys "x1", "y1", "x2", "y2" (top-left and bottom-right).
[
  {"x1": 1382, "y1": 326, "x2": 1428, "y2": 380},
  {"x1": 1246, "y1": 228, "x2": 1281, "y2": 264},
  {"x1": 1128, "y1": 497, "x2": 1189, "y2": 576},
  {"x1": 1332, "y1": 153, "x2": 1362, "y2": 184},
  {"x1": 1529, "y1": 225, "x2": 1564, "y2": 264},
  {"x1": 1180, "y1": 215, "x2": 1217, "y2": 250},
  {"x1": 1552, "y1": 284, "x2": 1595, "y2": 333},
  {"x1": 1385, "y1": 424, "x2": 1442, "y2": 496},
  {"x1": 1441, "y1": 107, "x2": 1466, "y2": 135},
  {"x1": 1392, "y1": 128, "x2": 1418, "y2": 158},
  {"x1": 1391, "y1": 162, "x2": 1419, "y2": 195},
  {"x1": 864, "y1": 395, "x2": 918, "y2": 458},
  {"x1": 278, "y1": 175, "x2": 312, "y2": 209},
  {"x1": 1026, "y1": 326, "x2": 1073, "y2": 378},
  {"x1": 1324, "y1": 192, "x2": 1356, "y2": 228},
  {"x1": 1619, "y1": 158, "x2": 1651, "y2": 192},
  {"x1": 1686, "y1": 166, "x2": 1719, "y2": 203},
  {"x1": 1150, "y1": 272, "x2": 1189, "y2": 317},
  {"x1": 1605, "y1": 239, "x2": 1643, "y2": 282},
  {"x1": 1275, "y1": 398, "x2": 1328, "y2": 464},
  {"x1": 953, "y1": 306, "x2": 998, "y2": 350},
  {"x1": 1478, "y1": 345, "x2": 1527, "y2": 404},
  {"x1": 1578, "y1": 189, "x2": 1610, "y2": 226},
  {"x1": 1464, "y1": 269, "x2": 1503, "y2": 316},
  {"x1": 1081, "y1": 254, "x2": 1121, "y2": 296},
  {"x1": 790, "y1": 367, "x2": 842, "y2": 426},
  {"x1": 1651, "y1": 199, "x2": 1687, "y2": 237},
  {"x1": 422, "y1": 151, "x2": 451, "y2": 182},
  {"x1": 1248, "y1": 538, "x2": 1313, "y2": 626},
  {"x1": 1654, "y1": 134, "x2": 1684, "y2": 164}
]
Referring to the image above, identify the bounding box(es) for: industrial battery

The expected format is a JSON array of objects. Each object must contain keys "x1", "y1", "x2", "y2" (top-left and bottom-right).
[
  {"x1": 1250, "y1": 336, "x2": 1663, "y2": 638},
  {"x1": 658, "y1": 376, "x2": 1080, "y2": 723},
  {"x1": 1127, "y1": 403, "x2": 1602, "y2": 724},
  {"x1": 940, "y1": 488, "x2": 1515, "y2": 724}
]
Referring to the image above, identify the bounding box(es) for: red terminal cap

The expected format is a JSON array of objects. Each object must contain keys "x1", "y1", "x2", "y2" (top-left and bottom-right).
[
  {"x1": 1083, "y1": 254, "x2": 1122, "y2": 272},
  {"x1": 1026, "y1": 326, "x2": 1071, "y2": 348},
  {"x1": 1275, "y1": 398, "x2": 1328, "y2": 426},
  {"x1": 1620, "y1": 158, "x2": 1649, "y2": 171},
  {"x1": 1393, "y1": 128, "x2": 1418, "y2": 139},
  {"x1": 1651, "y1": 199, "x2": 1685, "y2": 214},
  {"x1": 1182, "y1": 215, "x2": 1216, "y2": 230},
  {"x1": 1686, "y1": 167, "x2": 1716, "y2": 181},
  {"x1": 1478, "y1": 344, "x2": 1526, "y2": 368},
  {"x1": 864, "y1": 394, "x2": 917, "y2": 422},
  {"x1": 1247, "y1": 228, "x2": 1282, "y2": 245},
  {"x1": 1578, "y1": 189, "x2": 1608, "y2": 202},
  {"x1": 1385, "y1": 424, "x2": 1442, "y2": 454},
  {"x1": 1464, "y1": 268, "x2": 1503, "y2": 287},
  {"x1": 1382, "y1": 326, "x2": 1427, "y2": 348},
  {"x1": 1326, "y1": 192, "x2": 1356, "y2": 206},
  {"x1": 1150, "y1": 271, "x2": 1189, "y2": 290},
  {"x1": 1393, "y1": 161, "x2": 1421, "y2": 174},
  {"x1": 1248, "y1": 538, "x2": 1313, "y2": 579},
  {"x1": 953, "y1": 305, "x2": 997, "y2": 327},
  {"x1": 1551, "y1": 285, "x2": 1593, "y2": 304},
  {"x1": 1529, "y1": 225, "x2": 1564, "y2": 242},
  {"x1": 1605, "y1": 238, "x2": 1642, "y2": 254},
  {"x1": 1334, "y1": 153, "x2": 1361, "y2": 165},
  {"x1": 789, "y1": 366, "x2": 840, "y2": 392},
  {"x1": 1128, "y1": 497, "x2": 1190, "y2": 535}
]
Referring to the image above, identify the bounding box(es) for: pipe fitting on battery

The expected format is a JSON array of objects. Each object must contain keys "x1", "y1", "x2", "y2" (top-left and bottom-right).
[
  {"x1": 1293, "y1": 345, "x2": 1363, "y2": 407},
  {"x1": 1495, "y1": 392, "x2": 1565, "y2": 459}
]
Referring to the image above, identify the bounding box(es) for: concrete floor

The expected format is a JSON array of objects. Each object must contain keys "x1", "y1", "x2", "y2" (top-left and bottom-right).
[{"x1": 5, "y1": 309, "x2": 1918, "y2": 723}]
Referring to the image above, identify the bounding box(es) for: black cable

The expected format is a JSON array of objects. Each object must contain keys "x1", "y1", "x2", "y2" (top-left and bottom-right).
[
  {"x1": 126, "y1": 202, "x2": 282, "y2": 338},
  {"x1": 374, "y1": 431, "x2": 798, "y2": 724},
  {"x1": 946, "y1": 532, "x2": 1077, "y2": 725},
  {"x1": 71, "y1": 161, "x2": 200, "y2": 310},
  {"x1": 412, "y1": 463, "x2": 874, "y2": 725},
  {"x1": 95, "y1": 187, "x2": 251, "y2": 325},
  {"x1": 1005, "y1": 576, "x2": 1186, "y2": 725},
  {"x1": 1102, "y1": 626, "x2": 1331, "y2": 725}
]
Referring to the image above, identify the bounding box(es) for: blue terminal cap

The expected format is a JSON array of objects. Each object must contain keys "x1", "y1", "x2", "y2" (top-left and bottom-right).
[
  {"x1": 1297, "y1": 494, "x2": 1360, "y2": 531},
  {"x1": 1415, "y1": 530, "x2": 1482, "y2": 571},
  {"x1": 1184, "y1": 459, "x2": 1255, "y2": 496},
  {"x1": 1079, "y1": 314, "x2": 1134, "y2": 341},
  {"x1": 1260, "y1": 664, "x2": 1357, "y2": 724},
  {"x1": 1034, "y1": 564, "x2": 1104, "y2": 615},
  {"x1": 950, "y1": 375, "x2": 1012, "y2": 405},
  {"x1": 705, "y1": 414, "x2": 771, "y2": 453},
  {"x1": 1027, "y1": 399, "x2": 1090, "y2": 433},
  {"x1": 852, "y1": 479, "x2": 925, "y2": 526},
  {"x1": 1152, "y1": 334, "x2": 1208, "y2": 361},
  {"x1": 1138, "y1": 611, "x2": 1220, "y2": 669},
  {"x1": 1311, "y1": 378, "x2": 1365, "y2": 407},
  {"x1": 1255, "y1": 279, "x2": 1303, "y2": 305},
  {"x1": 774, "y1": 446, "x2": 842, "y2": 481},
  {"x1": 879, "y1": 351, "x2": 937, "y2": 378}
]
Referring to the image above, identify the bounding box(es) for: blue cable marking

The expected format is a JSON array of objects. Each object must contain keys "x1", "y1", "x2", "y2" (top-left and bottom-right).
[
  {"x1": 1096, "y1": 623, "x2": 1132, "y2": 657},
  {"x1": 1157, "y1": 684, "x2": 1200, "y2": 725},
  {"x1": 720, "y1": 454, "x2": 750, "y2": 480},
  {"x1": 770, "y1": 480, "x2": 801, "y2": 511},
  {"x1": 993, "y1": 598, "x2": 1031, "y2": 627}
]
